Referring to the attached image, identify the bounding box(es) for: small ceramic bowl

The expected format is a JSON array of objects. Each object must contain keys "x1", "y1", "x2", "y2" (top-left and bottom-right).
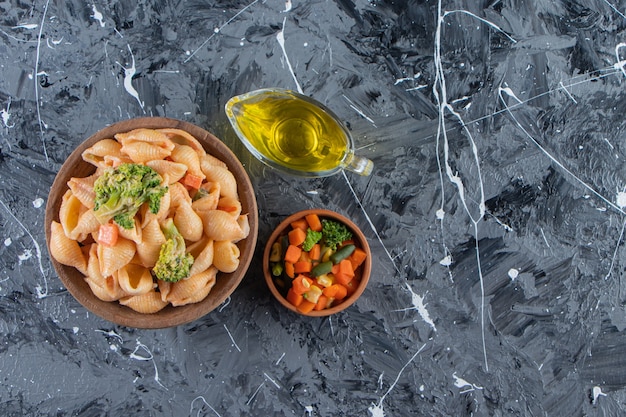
[
  {"x1": 45, "y1": 117, "x2": 258, "y2": 328},
  {"x1": 263, "y1": 209, "x2": 371, "y2": 316}
]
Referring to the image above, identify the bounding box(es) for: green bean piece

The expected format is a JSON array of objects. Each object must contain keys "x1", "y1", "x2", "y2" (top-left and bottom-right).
[
  {"x1": 330, "y1": 244, "x2": 356, "y2": 264},
  {"x1": 310, "y1": 261, "x2": 333, "y2": 277}
]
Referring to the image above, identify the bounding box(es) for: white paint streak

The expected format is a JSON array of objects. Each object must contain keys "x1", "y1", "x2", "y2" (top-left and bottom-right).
[
  {"x1": 4, "y1": 238, "x2": 11, "y2": 246},
  {"x1": 368, "y1": 344, "x2": 427, "y2": 416},
  {"x1": 34, "y1": 0, "x2": 51, "y2": 161},
  {"x1": 453, "y1": 372, "x2": 484, "y2": 394},
  {"x1": 592, "y1": 386, "x2": 607, "y2": 404},
  {"x1": 129, "y1": 339, "x2": 167, "y2": 389},
  {"x1": 223, "y1": 324, "x2": 241, "y2": 352},
  {"x1": 0, "y1": 199, "x2": 47, "y2": 297},
  {"x1": 13, "y1": 23, "x2": 38, "y2": 30},
  {"x1": 190, "y1": 396, "x2": 221, "y2": 417},
  {"x1": 401, "y1": 283, "x2": 436, "y2": 331},
  {"x1": 32, "y1": 197, "x2": 44, "y2": 208},
  {"x1": 91, "y1": 5, "x2": 106, "y2": 27},
  {"x1": 508, "y1": 268, "x2": 519, "y2": 280},
  {"x1": 117, "y1": 45, "x2": 144, "y2": 111},
  {"x1": 184, "y1": 0, "x2": 259, "y2": 63},
  {"x1": 276, "y1": 17, "x2": 303, "y2": 94}
]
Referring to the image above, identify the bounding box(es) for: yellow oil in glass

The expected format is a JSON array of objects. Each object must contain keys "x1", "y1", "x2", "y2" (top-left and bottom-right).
[{"x1": 228, "y1": 94, "x2": 349, "y2": 174}]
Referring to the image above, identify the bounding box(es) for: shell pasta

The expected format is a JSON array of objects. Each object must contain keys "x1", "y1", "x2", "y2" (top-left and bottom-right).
[{"x1": 49, "y1": 128, "x2": 251, "y2": 314}]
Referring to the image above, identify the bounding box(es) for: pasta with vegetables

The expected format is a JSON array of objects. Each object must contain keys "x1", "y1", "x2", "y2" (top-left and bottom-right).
[{"x1": 49, "y1": 128, "x2": 251, "y2": 314}]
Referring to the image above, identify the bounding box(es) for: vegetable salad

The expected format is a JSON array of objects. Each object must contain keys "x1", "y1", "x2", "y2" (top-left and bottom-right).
[{"x1": 269, "y1": 213, "x2": 368, "y2": 314}]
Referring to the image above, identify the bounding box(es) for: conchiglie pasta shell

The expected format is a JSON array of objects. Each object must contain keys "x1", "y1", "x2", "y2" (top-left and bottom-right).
[
  {"x1": 217, "y1": 197, "x2": 242, "y2": 218},
  {"x1": 119, "y1": 290, "x2": 168, "y2": 314},
  {"x1": 200, "y1": 152, "x2": 228, "y2": 170},
  {"x1": 171, "y1": 144, "x2": 205, "y2": 180},
  {"x1": 187, "y1": 237, "x2": 214, "y2": 277},
  {"x1": 59, "y1": 190, "x2": 85, "y2": 239},
  {"x1": 121, "y1": 141, "x2": 172, "y2": 164},
  {"x1": 67, "y1": 174, "x2": 97, "y2": 209},
  {"x1": 97, "y1": 237, "x2": 136, "y2": 277},
  {"x1": 139, "y1": 191, "x2": 171, "y2": 227},
  {"x1": 166, "y1": 266, "x2": 217, "y2": 307},
  {"x1": 159, "y1": 128, "x2": 206, "y2": 157},
  {"x1": 117, "y1": 263, "x2": 155, "y2": 295},
  {"x1": 49, "y1": 221, "x2": 87, "y2": 275},
  {"x1": 118, "y1": 221, "x2": 142, "y2": 244},
  {"x1": 71, "y1": 209, "x2": 101, "y2": 242},
  {"x1": 236, "y1": 214, "x2": 250, "y2": 242},
  {"x1": 174, "y1": 203, "x2": 203, "y2": 242},
  {"x1": 202, "y1": 165, "x2": 237, "y2": 199},
  {"x1": 82, "y1": 139, "x2": 126, "y2": 168},
  {"x1": 213, "y1": 241, "x2": 240, "y2": 273},
  {"x1": 191, "y1": 182, "x2": 220, "y2": 212},
  {"x1": 200, "y1": 210, "x2": 246, "y2": 242},
  {"x1": 85, "y1": 275, "x2": 126, "y2": 302},
  {"x1": 115, "y1": 128, "x2": 175, "y2": 151},
  {"x1": 157, "y1": 279, "x2": 171, "y2": 302},
  {"x1": 136, "y1": 218, "x2": 166, "y2": 267},
  {"x1": 167, "y1": 182, "x2": 191, "y2": 209},
  {"x1": 146, "y1": 159, "x2": 188, "y2": 184}
]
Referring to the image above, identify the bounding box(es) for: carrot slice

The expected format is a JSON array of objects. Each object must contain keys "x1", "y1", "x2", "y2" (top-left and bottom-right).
[
  {"x1": 309, "y1": 244, "x2": 321, "y2": 263},
  {"x1": 288, "y1": 228, "x2": 307, "y2": 246},
  {"x1": 323, "y1": 284, "x2": 348, "y2": 300},
  {"x1": 294, "y1": 261, "x2": 312, "y2": 274},
  {"x1": 290, "y1": 218, "x2": 308, "y2": 231},
  {"x1": 305, "y1": 213, "x2": 322, "y2": 232},
  {"x1": 297, "y1": 300, "x2": 316, "y2": 314},
  {"x1": 314, "y1": 295, "x2": 330, "y2": 310},
  {"x1": 292, "y1": 275, "x2": 313, "y2": 295},
  {"x1": 98, "y1": 223, "x2": 119, "y2": 247},
  {"x1": 286, "y1": 288, "x2": 303, "y2": 307},
  {"x1": 182, "y1": 173, "x2": 203, "y2": 190},
  {"x1": 349, "y1": 248, "x2": 367, "y2": 269},
  {"x1": 284, "y1": 261, "x2": 295, "y2": 278},
  {"x1": 284, "y1": 245, "x2": 302, "y2": 264}
]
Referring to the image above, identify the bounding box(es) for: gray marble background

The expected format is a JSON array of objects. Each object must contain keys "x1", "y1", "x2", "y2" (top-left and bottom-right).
[{"x1": 2, "y1": 0, "x2": 626, "y2": 415}]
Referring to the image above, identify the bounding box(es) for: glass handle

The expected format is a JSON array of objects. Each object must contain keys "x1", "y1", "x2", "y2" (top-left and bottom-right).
[{"x1": 343, "y1": 153, "x2": 374, "y2": 176}]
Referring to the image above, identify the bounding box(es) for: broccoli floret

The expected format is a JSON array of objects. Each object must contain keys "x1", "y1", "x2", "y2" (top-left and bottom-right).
[
  {"x1": 321, "y1": 219, "x2": 353, "y2": 251},
  {"x1": 152, "y1": 219, "x2": 194, "y2": 282},
  {"x1": 302, "y1": 228, "x2": 322, "y2": 251},
  {"x1": 93, "y1": 163, "x2": 167, "y2": 230}
]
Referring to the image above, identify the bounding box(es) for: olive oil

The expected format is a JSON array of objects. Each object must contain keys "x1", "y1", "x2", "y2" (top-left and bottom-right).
[{"x1": 226, "y1": 91, "x2": 350, "y2": 175}]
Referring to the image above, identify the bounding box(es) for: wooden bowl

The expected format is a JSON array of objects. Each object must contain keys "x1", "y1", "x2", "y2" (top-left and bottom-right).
[
  {"x1": 45, "y1": 117, "x2": 258, "y2": 328},
  {"x1": 263, "y1": 209, "x2": 371, "y2": 316}
]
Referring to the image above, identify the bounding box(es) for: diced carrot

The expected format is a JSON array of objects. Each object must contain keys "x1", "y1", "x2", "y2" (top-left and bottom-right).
[
  {"x1": 98, "y1": 223, "x2": 119, "y2": 247},
  {"x1": 292, "y1": 275, "x2": 313, "y2": 295},
  {"x1": 294, "y1": 261, "x2": 312, "y2": 274},
  {"x1": 305, "y1": 213, "x2": 323, "y2": 232},
  {"x1": 182, "y1": 173, "x2": 203, "y2": 190},
  {"x1": 339, "y1": 259, "x2": 354, "y2": 277},
  {"x1": 344, "y1": 279, "x2": 359, "y2": 296},
  {"x1": 286, "y1": 288, "x2": 303, "y2": 307},
  {"x1": 288, "y1": 227, "x2": 307, "y2": 246},
  {"x1": 334, "y1": 260, "x2": 355, "y2": 286},
  {"x1": 284, "y1": 261, "x2": 295, "y2": 278},
  {"x1": 217, "y1": 204, "x2": 238, "y2": 213},
  {"x1": 314, "y1": 295, "x2": 329, "y2": 310},
  {"x1": 284, "y1": 245, "x2": 302, "y2": 264},
  {"x1": 309, "y1": 244, "x2": 321, "y2": 262},
  {"x1": 290, "y1": 218, "x2": 308, "y2": 231},
  {"x1": 349, "y1": 248, "x2": 368, "y2": 269},
  {"x1": 297, "y1": 300, "x2": 316, "y2": 314},
  {"x1": 323, "y1": 284, "x2": 348, "y2": 300},
  {"x1": 299, "y1": 250, "x2": 311, "y2": 263}
]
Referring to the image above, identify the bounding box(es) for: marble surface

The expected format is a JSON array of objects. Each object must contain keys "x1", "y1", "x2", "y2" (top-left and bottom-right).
[{"x1": 1, "y1": 0, "x2": 626, "y2": 415}]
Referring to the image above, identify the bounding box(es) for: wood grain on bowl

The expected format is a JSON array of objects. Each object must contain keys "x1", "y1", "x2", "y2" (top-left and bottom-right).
[{"x1": 45, "y1": 117, "x2": 258, "y2": 328}]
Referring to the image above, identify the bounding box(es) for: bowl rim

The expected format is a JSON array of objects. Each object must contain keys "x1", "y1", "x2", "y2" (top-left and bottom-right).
[
  {"x1": 263, "y1": 208, "x2": 371, "y2": 316},
  {"x1": 45, "y1": 116, "x2": 258, "y2": 328}
]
